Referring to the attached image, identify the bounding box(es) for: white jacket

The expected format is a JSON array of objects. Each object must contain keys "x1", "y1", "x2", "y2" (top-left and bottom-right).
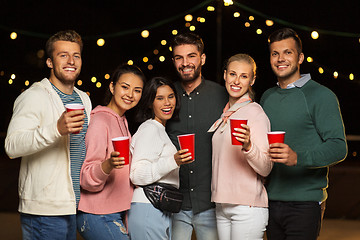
[{"x1": 5, "y1": 78, "x2": 92, "y2": 215}]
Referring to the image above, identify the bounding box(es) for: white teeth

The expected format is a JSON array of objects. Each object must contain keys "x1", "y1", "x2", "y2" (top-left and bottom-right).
[
  {"x1": 64, "y1": 67, "x2": 75, "y2": 71},
  {"x1": 231, "y1": 86, "x2": 241, "y2": 90},
  {"x1": 162, "y1": 108, "x2": 171, "y2": 112}
]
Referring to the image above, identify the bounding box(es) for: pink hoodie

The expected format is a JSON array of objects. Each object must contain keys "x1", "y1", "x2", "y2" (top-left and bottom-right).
[{"x1": 78, "y1": 105, "x2": 134, "y2": 214}]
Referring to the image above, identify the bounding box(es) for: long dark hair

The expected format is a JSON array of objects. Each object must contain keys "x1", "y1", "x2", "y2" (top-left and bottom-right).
[
  {"x1": 104, "y1": 63, "x2": 146, "y2": 106},
  {"x1": 135, "y1": 76, "x2": 180, "y2": 123}
]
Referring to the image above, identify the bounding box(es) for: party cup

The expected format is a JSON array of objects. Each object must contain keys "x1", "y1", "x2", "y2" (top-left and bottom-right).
[
  {"x1": 177, "y1": 134, "x2": 195, "y2": 161},
  {"x1": 65, "y1": 103, "x2": 85, "y2": 134},
  {"x1": 230, "y1": 119, "x2": 248, "y2": 145},
  {"x1": 267, "y1": 131, "x2": 286, "y2": 144},
  {"x1": 112, "y1": 136, "x2": 130, "y2": 165}
]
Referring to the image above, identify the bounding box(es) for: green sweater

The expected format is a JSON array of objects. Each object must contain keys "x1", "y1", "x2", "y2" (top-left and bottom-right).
[{"x1": 260, "y1": 79, "x2": 347, "y2": 202}]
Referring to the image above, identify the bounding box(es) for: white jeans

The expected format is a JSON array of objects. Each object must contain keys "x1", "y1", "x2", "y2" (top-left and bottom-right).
[{"x1": 216, "y1": 203, "x2": 268, "y2": 240}]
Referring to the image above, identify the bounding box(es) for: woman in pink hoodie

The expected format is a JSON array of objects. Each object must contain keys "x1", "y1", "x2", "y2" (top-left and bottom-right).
[
  {"x1": 208, "y1": 54, "x2": 272, "y2": 240},
  {"x1": 77, "y1": 64, "x2": 146, "y2": 240}
]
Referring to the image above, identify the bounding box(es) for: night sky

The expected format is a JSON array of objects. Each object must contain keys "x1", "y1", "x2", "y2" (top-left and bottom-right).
[{"x1": 1, "y1": 0, "x2": 360, "y2": 135}]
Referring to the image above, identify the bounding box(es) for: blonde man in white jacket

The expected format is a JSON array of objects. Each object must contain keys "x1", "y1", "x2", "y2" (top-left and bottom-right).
[{"x1": 5, "y1": 30, "x2": 91, "y2": 240}]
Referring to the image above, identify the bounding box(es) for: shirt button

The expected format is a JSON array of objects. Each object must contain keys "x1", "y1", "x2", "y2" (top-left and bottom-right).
[
  {"x1": 189, "y1": 115, "x2": 192, "y2": 118},
  {"x1": 190, "y1": 170, "x2": 193, "y2": 174},
  {"x1": 183, "y1": 93, "x2": 186, "y2": 97},
  {"x1": 189, "y1": 97, "x2": 192, "y2": 100},
  {"x1": 191, "y1": 188, "x2": 194, "y2": 192},
  {"x1": 196, "y1": 92, "x2": 199, "y2": 95}
]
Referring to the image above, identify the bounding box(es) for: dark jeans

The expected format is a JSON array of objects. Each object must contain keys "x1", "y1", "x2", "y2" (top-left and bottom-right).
[{"x1": 266, "y1": 201, "x2": 323, "y2": 240}]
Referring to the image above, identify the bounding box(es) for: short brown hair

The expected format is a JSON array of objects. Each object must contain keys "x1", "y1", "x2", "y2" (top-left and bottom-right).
[
  {"x1": 171, "y1": 32, "x2": 204, "y2": 55},
  {"x1": 268, "y1": 28, "x2": 302, "y2": 54},
  {"x1": 45, "y1": 30, "x2": 83, "y2": 59}
]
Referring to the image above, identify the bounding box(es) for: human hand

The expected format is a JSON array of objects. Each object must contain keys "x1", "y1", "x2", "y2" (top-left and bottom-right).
[
  {"x1": 102, "y1": 151, "x2": 126, "y2": 174},
  {"x1": 232, "y1": 124, "x2": 251, "y2": 151},
  {"x1": 174, "y1": 149, "x2": 193, "y2": 166},
  {"x1": 57, "y1": 110, "x2": 85, "y2": 135},
  {"x1": 269, "y1": 143, "x2": 297, "y2": 166}
]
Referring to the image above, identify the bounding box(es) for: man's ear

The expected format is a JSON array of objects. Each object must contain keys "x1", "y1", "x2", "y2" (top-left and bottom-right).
[
  {"x1": 298, "y1": 52, "x2": 304, "y2": 65},
  {"x1": 46, "y1": 58, "x2": 53, "y2": 69},
  {"x1": 200, "y1": 53, "x2": 206, "y2": 66}
]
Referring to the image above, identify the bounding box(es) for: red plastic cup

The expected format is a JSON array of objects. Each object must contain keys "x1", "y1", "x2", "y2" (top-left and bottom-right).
[
  {"x1": 112, "y1": 137, "x2": 130, "y2": 165},
  {"x1": 177, "y1": 134, "x2": 195, "y2": 161},
  {"x1": 267, "y1": 131, "x2": 286, "y2": 144},
  {"x1": 65, "y1": 103, "x2": 85, "y2": 134},
  {"x1": 230, "y1": 119, "x2": 248, "y2": 145}
]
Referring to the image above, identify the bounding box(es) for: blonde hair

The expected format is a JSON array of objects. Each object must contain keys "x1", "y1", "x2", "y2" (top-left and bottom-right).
[{"x1": 224, "y1": 53, "x2": 256, "y2": 100}]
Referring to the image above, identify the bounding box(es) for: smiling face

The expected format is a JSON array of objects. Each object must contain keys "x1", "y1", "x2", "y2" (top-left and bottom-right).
[
  {"x1": 108, "y1": 72, "x2": 144, "y2": 116},
  {"x1": 270, "y1": 38, "x2": 304, "y2": 87},
  {"x1": 152, "y1": 85, "x2": 176, "y2": 126},
  {"x1": 224, "y1": 60, "x2": 255, "y2": 107},
  {"x1": 172, "y1": 44, "x2": 205, "y2": 84},
  {"x1": 46, "y1": 41, "x2": 82, "y2": 93}
]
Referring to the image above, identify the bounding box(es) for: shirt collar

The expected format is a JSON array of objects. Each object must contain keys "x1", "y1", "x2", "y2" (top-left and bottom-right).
[
  {"x1": 179, "y1": 77, "x2": 205, "y2": 95},
  {"x1": 277, "y1": 73, "x2": 311, "y2": 89}
]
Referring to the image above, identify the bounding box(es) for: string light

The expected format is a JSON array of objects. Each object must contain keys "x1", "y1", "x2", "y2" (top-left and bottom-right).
[
  {"x1": 307, "y1": 57, "x2": 313, "y2": 63},
  {"x1": 207, "y1": 6, "x2": 215, "y2": 11},
  {"x1": 172, "y1": 30, "x2": 178, "y2": 35},
  {"x1": 104, "y1": 74, "x2": 110, "y2": 79},
  {"x1": 223, "y1": 0, "x2": 233, "y2": 6},
  {"x1": 318, "y1": 67, "x2": 324, "y2": 74},
  {"x1": 127, "y1": 60, "x2": 134, "y2": 65},
  {"x1": 189, "y1": 26, "x2": 196, "y2": 31},
  {"x1": 91, "y1": 77, "x2": 97, "y2": 83},
  {"x1": 249, "y1": 16, "x2": 254, "y2": 21},
  {"x1": 141, "y1": 30, "x2": 150, "y2": 38},
  {"x1": 161, "y1": 40, "x2": 167, "y2": 45},
  {"x1": 77, "y1": 80, "x2": 83, "y2": 86},
  {"x1": 97, "y1": 38, "x2": 105, "y2": 47},
  {"x1": 256, "y1": 29, "x2": 262, "y2": 35},
  {"x1": 311, "y1": 31, "x2": 319, "y2": 39},
  {"x1": 265, "y1": 20, "x2": 274, "y2": 26},
  {"x1": 233, "y1": 12, "x2": 240, "y2": 18},
  {"x1": 96, "y1": 82, "x2": 102, "y2": 88},
  {"x1": 349, "y1": 73, "x2": 355, "y2": 80},
  {"x1": 184, "y1": 14, "x2": 193, "y2": 22},
  {"x1": 333, "y1": 71, "x2": 339, "y2": 79},
  {"x1": 245, "y1": 22, "x2": 250, "y2": 27},
  {"x1": 10, "y1": 32, "x2": 17, "y2": 40},
  {"x1": 25, "y1": 80, "x2": 30, "y2": 86}
]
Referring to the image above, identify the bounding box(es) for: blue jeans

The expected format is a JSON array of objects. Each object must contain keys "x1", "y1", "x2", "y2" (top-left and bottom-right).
[
  {"x1": 76, "y1": 211, "x2": 128, "y2": 240},
  {"x1": 20, "y1": 213, "x2": 76, "y2": 240},
  {"x1": 128, "y1": 202, "x2": 172, "y2": 240},
  {"x1": 172, "y1": 208, "x2": 218, "y2": 240}
]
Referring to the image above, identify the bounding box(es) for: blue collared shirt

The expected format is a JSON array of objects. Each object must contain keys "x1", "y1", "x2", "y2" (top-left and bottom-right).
[{"x1": 277, "y1": 73, "x2": 312, "y2": 89}]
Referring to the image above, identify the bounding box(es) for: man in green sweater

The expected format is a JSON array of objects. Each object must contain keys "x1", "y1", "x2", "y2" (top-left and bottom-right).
[{"x1": 260, "y1": 28, "x2": 347, "y2": 240}]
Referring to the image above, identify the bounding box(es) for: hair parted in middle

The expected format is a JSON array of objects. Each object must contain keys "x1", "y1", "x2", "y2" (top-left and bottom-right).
[{"x1": 135, "y1": 76, "x2": 180, "y2": 123}]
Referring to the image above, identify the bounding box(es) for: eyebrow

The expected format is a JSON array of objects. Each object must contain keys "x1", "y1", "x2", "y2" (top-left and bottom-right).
[{"x1": 120, "y1": 82, "x2": 143, "y2": 89}]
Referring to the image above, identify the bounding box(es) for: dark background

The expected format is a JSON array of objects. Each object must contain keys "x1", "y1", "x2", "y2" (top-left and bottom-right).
[{"x1": 1, "y1": 0, "x2": 360, "y2": 218}]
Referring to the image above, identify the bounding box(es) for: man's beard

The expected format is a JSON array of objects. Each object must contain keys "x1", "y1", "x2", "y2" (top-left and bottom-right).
[
  {"x1": 178, "y1": 64, "x2": 202, "y2": 82},
  {"x1": 53, "y1": 67, "x2": 80, "y2": 85}
]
